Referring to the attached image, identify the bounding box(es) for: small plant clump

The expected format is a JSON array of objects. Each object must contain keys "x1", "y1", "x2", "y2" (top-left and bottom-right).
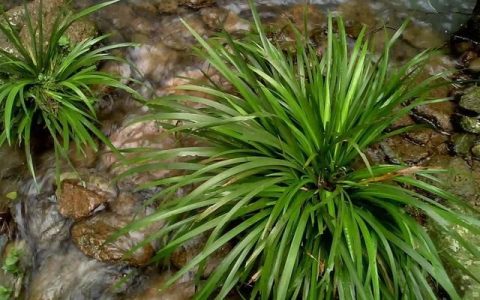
[
  {"x1": 117, "y1": 1, "x2": 480, "y2": 299},
  {"x1": 0, "y1": 0, "x2": 135, "y2": 181}
]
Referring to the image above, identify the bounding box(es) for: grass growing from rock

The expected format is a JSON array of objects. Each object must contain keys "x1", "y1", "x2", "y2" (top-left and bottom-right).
[
  {"x1": 0, "y1": 0, "x2": 135, "y2": 182},
  {"x1": 117, "y1": 2, "x2": 480, "y2": 299}
]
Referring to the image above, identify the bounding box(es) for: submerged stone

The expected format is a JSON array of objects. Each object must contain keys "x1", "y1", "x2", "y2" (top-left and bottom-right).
[
  {"x1": 452, "y1": 133, "x2": 478, "y2": 157},
  {"x1": 460, "y1": 115, "x2": 480, "y2": 134},
  {"x1": 71, "y1": 212, "x2": 154, "y2": 266},
  {"x1": 460, "y1": 86, "x2": 480, "y2": 113}
]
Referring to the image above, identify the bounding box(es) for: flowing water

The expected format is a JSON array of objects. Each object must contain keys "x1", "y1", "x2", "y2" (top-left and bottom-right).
[{"x1": 0, "y1": 0, "x2": 479, "y2": 299}]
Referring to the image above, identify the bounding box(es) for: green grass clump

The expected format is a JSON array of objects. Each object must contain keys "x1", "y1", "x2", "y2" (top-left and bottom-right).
[
  {"x1": 117, "y1": 2, "x2": 480, "y2": 299},
  {"x1": 0, "y1": 0, "x2": 134, "y2": 181}
]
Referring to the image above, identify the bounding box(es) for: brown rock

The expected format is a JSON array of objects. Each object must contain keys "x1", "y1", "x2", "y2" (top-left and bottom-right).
[
  {"x1": 402, "y1": 24, "x2": 444, "y2": 50},
  {"x1": 406, "y1": 128, "x2": 448, "y2": 149},
  {"x1": 182, "y1": 0, "x2": 216, "y2": 9},
  {"x1": 413, "y1": 101, "x2": 455, "y2": 132},
  {"x1": 380, "y1": 136, "x2": 430, "y2": 164},
  {"x1": 161, "y1": 15, "x2": 207, "y2": 50},
  {"x1": 469, "y1": 57, "x2": 480, "y2": 73},
  {"x1": 57, "y1": 172, "x2": 118, "y2": 219},
  {"x1": 109, "y1": 192, "x2": 137, "y2": 216},
  {"x1": 224, "y1": 12, "x2": 251, "y2": 34},
  {"x1": 57, "y1": 181, "x2": 109, "y2": 220},
  {"x1": 156, "y1": 0, "x2": 179, "y2": 13},
  {"x1": 201, "y1": 7, "x2": 229, "y2": 30},
  {"x1": 337, "y1": 0, "x2": 376, "y2": 37},
  {"x1": 68, "y1": 143, "x2": 97, "y2": 169},
  {"x1": 71, "y1": 212, "x2": 154, "y2": 266}
]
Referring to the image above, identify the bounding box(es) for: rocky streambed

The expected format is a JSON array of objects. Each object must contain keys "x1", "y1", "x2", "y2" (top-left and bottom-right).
[{"x1": 1, "y1": 0, "x2": 480, "y2": 299}]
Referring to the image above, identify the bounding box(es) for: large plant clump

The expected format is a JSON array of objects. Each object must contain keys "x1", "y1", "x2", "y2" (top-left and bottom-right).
[
  {"x1": 118, "y1": 2, "x2": 480, "y2": 299},
  {"x1": 0, "y1": 0, "x2": 134, "y2": 180}
]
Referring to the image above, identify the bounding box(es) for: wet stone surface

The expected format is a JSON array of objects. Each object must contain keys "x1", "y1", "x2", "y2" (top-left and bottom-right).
[
  {"x1": 71, "y1": 212, "x2": 154, "y2": 266},
  {"x1": 1, "y1": 0, "x2": 480, "y2": 298}
]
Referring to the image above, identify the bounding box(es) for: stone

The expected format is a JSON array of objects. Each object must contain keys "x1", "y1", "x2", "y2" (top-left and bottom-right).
[
  {"x1": 405, "y1": 128, "x2": 448, "y2": 149},
  {"x1": 472, "y1": 143, "x2": 480, "y2": 158},
  {"x1": 65, "y1": 19, "x2": 97, "y2": 45},
  {"x1": 68, "y1": 143, "x2": 97, "y2": 169},
  {"x1": 57, "y1": 181, "x2": 108, "y2": 220},
  {"x1": 380, "y1": 136, "x2": 430, "y2": 164},
  {"x1": 16, "y1": 194, "x2": 71, "y2": 256},
  {"x1": 337, "y1": 0, "x2": 376, "y2": 37},
  {"x1": 413, "y1": 101, "x2": 455, "y2": 132},
  {"x1": 160, "y1": 15, "x2": 207, "y2": 51},
  {"x1": 468, "y1": 57, "x2": 480, "y2": 73},
  {"x1": 402, "y1": 24, "x2": 444, "y2": 50},
  {"x1": 56, "y1": 172, "x2": 118, "y2": 220},
  {"x1": 460, "y1": 86, "x2": 480, "y2": 113},
  {"x1": 129, "y1": 43, "x2": 179, "y2": 82},
  {"x1": 224, "y1": 11, "x2": 250, "y2": 34},
  {"x1": 71, "y1": 212, "x2": 154, "y2": 266},
  {"x1": 460, "y1": 115, "x2": 480, "y2": 134},
  {"x1": 155, "y1": 0, "x2": 179, "y2": 14},
  {"x1": 182, "y1": 0, "x2": 216, "y2": 9},
  {"x1": 109, "y1": 192, "x2": 137, "y2": 216},
  {"x1": 452, "y1": 134, "x2": 478, "y2": 157},
  {"x1": 201, "y1": 7, "x2": 229, "y2": 30}
]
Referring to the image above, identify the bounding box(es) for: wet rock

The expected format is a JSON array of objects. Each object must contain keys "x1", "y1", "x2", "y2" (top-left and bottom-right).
[
  {"x1": 71, "y1": 212, "x2": 154, "y2": 266},
  {"x1": 129, "y1": 43, "x2": 179, "y2": 82},
  {"x1": 109, "y1": 192, "x2": 137, "y2": 216},
  {"x1": 380, "y1": 136, "x2": 430, "y2": 164},
  {"x1": 413, "y1": 101, "x2": 455, "y2": 132},
  {"x1": 160, "y1": 15, "x2": 207, "y2": 51},
  {"x1": 266, "y1": 4, "x2": 324, "y2": 50},
  {"x1": 155, "y1": 0, "x2": 179, "y2": 14},
  {"x1": 56, "y1": 172, "x2": 118, "y2": 220},
  {"x1": 171, "y1": 234, "x2": 232, "y2": 278},
  {"x1": 468, "y1": 57, "x2": 480, "y2": 73},
  {"x1": 452, "y1": 133, "x2": 478, "y2": 157},
  {"x1": 405, "y1": 128, "x2": 448, "y2": 150},
  {"x1": 472, "y1": 143, "x2": 480, "y2": 158},
  {"x1": 427, "y1": 155, "x2": 480, "y2": 298},
  {"x1": 68, "y1": 143, "x2": 97, "y2": 169},
  {"x1": 14, "y1": 0, "x2": 96, "y2": 47},
  {"x1": 224, "y1": 11, "x2": 250, "y2": 34},
  {"x1": 57, "y1": 181, "x2": 109, "y2": 220},
  {"x1": 182, "y1": 0, "x2": 216, "y2": 9},
  {"x1": 100, "y1": 120, "x2": 184, "y2": 187},
  {"x1": 201, "y1": 7, "x2": 229, "y2": 30},
  {"x1": 337, "y1": 0, "x2": 376, "y2": 37},
  {"x1": 129, "y1": 271, "x2": 195, "y2": 300},
  {"x1": 402, "y1": 24, "x2": 444, "y2": 50},
  {"x1": 460, "y1": 115, "x2": 480, "y2": 134},
  {"x1": 28, "y1": 244, "x2": 135, "y2": 300},
  {"x1": 65, "y1": 19, "x2": 97, "y2": 45},
  {"x1": 103, "y1": 3, "x2": 135, "y2": 30},
  {"x1": 460, "y1": 86, "x2": 480, "y2": 113},
  {"x1": 16, "y1": 194, "x2": 71, "y2": 256}
]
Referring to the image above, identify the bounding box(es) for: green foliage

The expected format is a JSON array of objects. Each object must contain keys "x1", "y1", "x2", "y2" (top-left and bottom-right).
[
  {"x1": 117, "y1": 2, "x2": 480, "y2": 299},
  {"x1": 0, "y1": 286, "x2": 12, "y2": 300},
  {"x1": 0, "y1": 0, "x2": 135, "y2": 182},
  {"x1": 2, "y1": 247, "x2": 21, "y2": 275}
]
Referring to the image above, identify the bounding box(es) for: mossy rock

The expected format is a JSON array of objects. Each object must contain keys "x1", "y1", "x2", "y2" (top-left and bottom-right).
[{"x1": 430, "y1": 158, "x2": 480, "y2": 297}]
